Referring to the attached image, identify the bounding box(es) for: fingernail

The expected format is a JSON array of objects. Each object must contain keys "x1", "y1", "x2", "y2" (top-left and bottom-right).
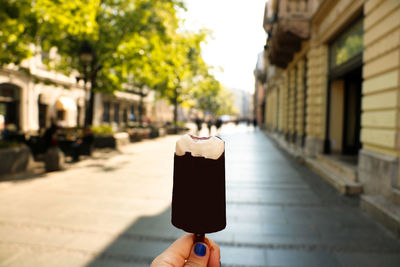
[{"x1": 194, "y1": 242, "x2": 206, "y2": 256}]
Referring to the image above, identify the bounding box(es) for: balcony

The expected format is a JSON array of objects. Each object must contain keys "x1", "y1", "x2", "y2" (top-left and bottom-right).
[{"x1": 264, "y1": 0, "x2": 315, "y2": 68}]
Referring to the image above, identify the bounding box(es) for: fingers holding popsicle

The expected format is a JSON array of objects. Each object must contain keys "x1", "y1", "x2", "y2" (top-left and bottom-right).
[{"x1": 151, "y1": 234, "x2": 220, "y2": 267}]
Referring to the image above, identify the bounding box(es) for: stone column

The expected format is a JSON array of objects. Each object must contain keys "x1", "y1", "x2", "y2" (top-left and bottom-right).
[
  {"x1": 305, "y1": 45, "x2": 328, "y2": 157},
  {"x1": 296, "y1": 59, "x2": 306, "y2": 148}
]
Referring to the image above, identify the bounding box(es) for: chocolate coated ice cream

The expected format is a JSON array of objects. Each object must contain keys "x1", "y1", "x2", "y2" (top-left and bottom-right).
[{"x1": 172, "y1": 134, "x2": 226, "y2": 234}]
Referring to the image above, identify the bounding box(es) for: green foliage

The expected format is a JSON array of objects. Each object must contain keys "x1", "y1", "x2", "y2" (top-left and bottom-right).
[
  {"x1": 67, "y1": 0, "x2": 183, "y2": 93},
  {"x1": 0, "y1": 0, "x2": 233, "y2": 121},
  {"x1": 91, "y1": 125, "x2": 113, "y2": 136},
  {"x1": 194, "y1": 75, "x2": 236, "y2": 116},
  {"x1": 151, "y1": 28, "x2": 213, "y2": 123},
  {"x1": 172, "y1": 121, "x2": 187, "y2": 128},
  {"x1": 0, "y1": 0, "x2": 37, "y2": 65}
]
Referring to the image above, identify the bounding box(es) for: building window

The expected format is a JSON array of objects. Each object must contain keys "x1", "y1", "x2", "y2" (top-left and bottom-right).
[
  {"x1": 57, "y1": 110, "x2": 65, "y2": 120},
  {"x1": 0, "y1": 84, "x2": 20, "y2": 129},
  {"x1": 103, "y1": 101, "x2": 110, "y2": 123},
  {"x1": 329, "y1": 17, "x2": 363, "y2": 70},
  {"x1": 123, "y1": 108, "x2": 128, "y2": 123},
  {"x1": 130, "y1": 105, "x2": 136, "y2": 121},
  {"x1": 39, "y1": 104, "x2": 48, "y2": 129},
  {"x1": 114, "y1": 103, "x2": 120, "y2": 123}
]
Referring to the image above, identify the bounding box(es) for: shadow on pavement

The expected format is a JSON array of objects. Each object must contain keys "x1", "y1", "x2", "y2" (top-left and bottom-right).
[
  {"x1": 0, "y1": 171, "x2": 47, "y2": 183},
  {"x1": 87, "y1": 206, "x2": 180, "y2": 267},
  {"x1": 0, "y1": 148, "x2": 127, "y2": 183}
]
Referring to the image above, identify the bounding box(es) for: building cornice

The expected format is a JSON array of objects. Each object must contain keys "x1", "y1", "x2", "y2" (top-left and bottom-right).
[
  {"x1": 312, "y1": 0, "x2": 339, "y2": 25},
  {"x1": 0, "y1": 67, "x2": 83, "y2": 90}
]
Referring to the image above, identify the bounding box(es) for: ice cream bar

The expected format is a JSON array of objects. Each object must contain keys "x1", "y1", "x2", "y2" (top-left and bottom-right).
[{"x1": 172, "y1": 134, "x2": 226, "y2": 234}]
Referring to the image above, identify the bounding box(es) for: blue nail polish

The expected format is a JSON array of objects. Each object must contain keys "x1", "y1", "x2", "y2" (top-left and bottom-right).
[{"x1": 194, "y1": 242, "x2": 206, "y2": 256}]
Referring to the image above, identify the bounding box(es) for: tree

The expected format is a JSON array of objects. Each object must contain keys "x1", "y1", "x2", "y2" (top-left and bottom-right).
[
  {"x1": 34, "y1": 0, "x2": 185, "y2": 125},
  {"x1": 1, "y1": 0, "x2": 231, "y2": 127},
  {"x1": 194, "y1": 75, "x2": 236, "y2": 117},
  {"x1": 0, "y1": 0, "x2": 37, "y2": 65},
  {"x1": 113, "y1": 3, "x2": 211, "y2": 128},
  {"x1": 113, "y1": 0, "x2": 182, "y2": 125},
  {"x1": 153, "y1": 30, "x2": 209, "y2": 126}
]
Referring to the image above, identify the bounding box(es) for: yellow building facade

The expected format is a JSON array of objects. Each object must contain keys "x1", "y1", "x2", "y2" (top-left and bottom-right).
[{"x1": 263, "y1": 0, "x2": 400, "y2": 234}]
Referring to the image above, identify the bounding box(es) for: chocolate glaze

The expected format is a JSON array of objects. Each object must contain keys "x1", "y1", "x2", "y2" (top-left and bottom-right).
[{"x1": 172, "y1": 152, "x2": 226, "y2": 234}]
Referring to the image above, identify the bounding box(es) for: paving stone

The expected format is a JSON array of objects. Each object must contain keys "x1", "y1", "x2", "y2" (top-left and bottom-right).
[
  {"x1": 220, "y1": 245, "x2": 266, "y2": 266},
  {"x1": 335, "y1": 252, "x2": 400, "y2": 267},
  {"x1": 0, "y1": 245, "x2": 22, "y2": 266},
  {"x1": 3, "y1": 250, "x2": 93, "y2": 267},
  {"x1": 265, "y1": 249, "x2": 342, "y2": 267}
]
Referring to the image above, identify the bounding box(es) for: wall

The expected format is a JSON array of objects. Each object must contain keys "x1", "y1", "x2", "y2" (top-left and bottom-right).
[
  {"x1": 305, "y1": 45, "x2": 328, "y2": 141},
  {"x1": 358, "y1": 0, "x2": 400, "y2": 192},
  {"x1": 361, "y1": 0, "x2": 400, "y2": 158}
]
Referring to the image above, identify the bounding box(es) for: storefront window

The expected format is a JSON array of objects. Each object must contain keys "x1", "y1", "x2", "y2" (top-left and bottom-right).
[
  {"x1": 113, "y1": 103, "x2": 120, "y2": 123},
  {"x1": 0, "y1": 84, "x2": 20, "y2": 130},
  {"x1": 103, "y1": 101, "x2": 110, "y2": 123},
  {"x1": 123, "y1": 108, "x2": 127, "y2": 123},
  {"x1": 130, "y1": 105, "x2": 136, "y2": 121},
  {"x1": 330, "y1": 18, "x2": 363, "y2": 69}
]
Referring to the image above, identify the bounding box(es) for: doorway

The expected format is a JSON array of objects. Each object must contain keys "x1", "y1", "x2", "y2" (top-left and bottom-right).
[
  {"x1": 342, "y1": 67, "x2": 362, "y2": 154},
  {"x1": 38, "y1": 103, "x2": 48, "y2": 129},
  {"x1": 327, "y1": 65, "x2": 362, "y2": 156}
]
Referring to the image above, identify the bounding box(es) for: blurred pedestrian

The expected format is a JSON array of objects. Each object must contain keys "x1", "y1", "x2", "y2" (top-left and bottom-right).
[
  {"x1": 253, "y1": 118, "x2": 258, "y2": 129},
  {"x1": 215, "y1": 118, "x2": 222, "y2": 131},
  {"x1": 207, "y1": 120, "x2": 213, "y2": 135},
  {"x1": 43, "y1": 122, "x2": 58, "y2": 152},
  {"x1": 151, "y1": 234, "x2": 220, "y2": 267},
  {"x1": 195, "y1": 117, "x2": 202, "y2": 135}
]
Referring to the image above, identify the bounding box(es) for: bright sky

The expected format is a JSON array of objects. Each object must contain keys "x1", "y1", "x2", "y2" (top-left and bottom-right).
[{"x1": 180, "y1": 0, "x2": 267, "y2": 93}]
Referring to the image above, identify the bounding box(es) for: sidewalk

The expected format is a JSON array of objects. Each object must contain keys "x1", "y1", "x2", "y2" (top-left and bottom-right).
[{"x1": 0, "y1": 125, "x2": 399, "y2": 266}]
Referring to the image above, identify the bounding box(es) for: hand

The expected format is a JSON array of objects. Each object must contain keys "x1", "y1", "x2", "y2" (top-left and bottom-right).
[{"x1": 151, "y1": 234, "x2": 220, "y2": 267}]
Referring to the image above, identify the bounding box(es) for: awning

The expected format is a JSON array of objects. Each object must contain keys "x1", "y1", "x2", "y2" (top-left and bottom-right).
[{"x1": 56, "y1": 96, "x2": 77, "y2": 111}]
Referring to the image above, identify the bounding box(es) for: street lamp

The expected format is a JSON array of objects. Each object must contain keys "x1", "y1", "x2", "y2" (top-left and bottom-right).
[{"x1": 78, "y1": 41, "x2": 99, "y2": 127}]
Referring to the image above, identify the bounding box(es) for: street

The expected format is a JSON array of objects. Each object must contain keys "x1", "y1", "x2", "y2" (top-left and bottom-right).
[{"x1": 1, "y1": 124, "x2": 400, "y2": 267}]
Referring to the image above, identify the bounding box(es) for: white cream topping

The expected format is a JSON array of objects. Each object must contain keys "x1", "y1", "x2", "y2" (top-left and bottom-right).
[{"x1": 175, "y1": 134, "x2": 224, "y2": 160}]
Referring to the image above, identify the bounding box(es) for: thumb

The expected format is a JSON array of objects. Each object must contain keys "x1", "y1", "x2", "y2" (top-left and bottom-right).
[{"x1": 184, "y1": 242, "x2": 210, "y2": 267}]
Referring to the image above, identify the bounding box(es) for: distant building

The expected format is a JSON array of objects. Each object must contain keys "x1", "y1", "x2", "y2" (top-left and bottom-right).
[
  {"x1": 261, "y1": 0, "x2": 400, "y2": 235},
  {"x1": 229, "y1": 88, "x2": 253, "y2": 120}
]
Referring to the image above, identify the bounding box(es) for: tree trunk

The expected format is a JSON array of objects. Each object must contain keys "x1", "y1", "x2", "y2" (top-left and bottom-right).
[
  {"x1": 139, "y1": 87, "x2": 143, "y2": 127},
  {"x1": 173, "y1": 87, "x2": 178, "y2": 134}
]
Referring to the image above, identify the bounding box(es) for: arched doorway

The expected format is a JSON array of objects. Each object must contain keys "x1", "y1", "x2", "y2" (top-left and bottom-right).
[{"x1": 0, "y1": 83, "x2": 20, "y2": 131}]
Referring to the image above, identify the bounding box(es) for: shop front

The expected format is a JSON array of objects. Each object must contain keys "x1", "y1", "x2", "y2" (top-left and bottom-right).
[
  {"x1": 326, "y1": 17, "x2": 363, "y2": 156},
  {"x1": 0, "y1": 83, "x2": 20, "y2": 132}
]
